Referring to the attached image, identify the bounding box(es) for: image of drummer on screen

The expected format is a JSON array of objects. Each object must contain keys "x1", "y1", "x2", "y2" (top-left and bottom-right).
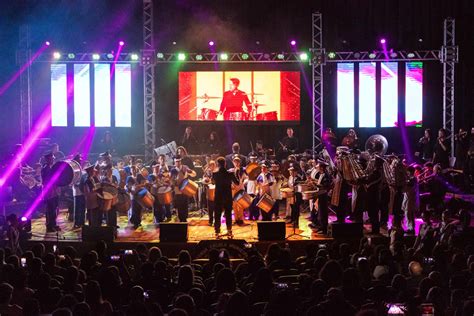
[{"x1": 219, "y1": 78, "x2": 252, "y2": 120}]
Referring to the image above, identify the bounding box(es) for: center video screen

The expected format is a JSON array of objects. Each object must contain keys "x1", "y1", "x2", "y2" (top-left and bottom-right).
[{"x1": 178, "y1": 71, "x2": 300, "y2": 122}]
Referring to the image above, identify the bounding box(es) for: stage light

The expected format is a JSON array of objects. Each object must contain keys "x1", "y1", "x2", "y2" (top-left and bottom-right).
[
  {"x1": 407, "y1": 52, "x2": 415, "y2": 58},
  {"x1": 20, "y1": 216, "x2": 27, "y2": 222},
  {"x1": 92, "y1": 53, "x2": 100, "y2": 60},
  {"x1": 328, "y1": 52, "x2": 336, "y2": 59},
  {"x1": 418, "y1": 38, "x2": 423, "y2": 42},
  {"x1": 119, "y1": 40, "x2": 125, "y2": 46},
  {"x1": 220, "y1": 53, "x2": 228, "y2": 60},
  {"x1": 290, "y1": 40, "x2": 296, "y2": 46},
  {"x1": 53, "y1": 52, "x2": 61, "y2": 59},
  {"x1": 390, "y1": 52, "x2": 398, "y2": 58},
  {"x1": 45, "y1": 41, "x2": 51, "y2": 46},
  {"x1": 380, "y1": 38, "x2": 386, "y2": 44},
  {"x1": 130, "y1": 53, "x2": 139, "y2": 61},
  {"x1": 369, "y1": 53, "x2": 376, "y2": 59},
  {"x1": 195, "y1": 54, "x2": 203, "y2": 61},
  {"x1": 172, "y1": 41, "x2": 177, "y2": 45},
  {"x1": 208, "y1": 41, "x2": 214, "y2": 46},
  {"x1": 353, "y1": 52, "x2": 361, "y2": 58},
  {"x1": 241, "y1": 53, "x2": 249, "y2": 60},
  {"x1": 299, "y1": 52, "x2": 308, "y2": 61},
  {"x1": 277, "y1": 53, "x2": 285, "y2": 60},
  {"x1": 67, "y1": 53, "x2": 75, "y2": 59},
  {"x1": 156, "y1": 52, "x2": 164, "y2": 59},
  {"x1": 263, "y1": 53, "x2": 270, "y2": 59},
  {"x1": 106, "y1": 53, "x2": 114, "y2": 59},
  {"x1": 177, "y1": 53, "x2": 186, "y2": 61},
  {"x1": 255, "y1": 41, "x2": 260, "y2": 45}
]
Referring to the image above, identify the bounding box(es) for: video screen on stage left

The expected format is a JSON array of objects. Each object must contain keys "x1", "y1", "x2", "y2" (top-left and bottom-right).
[{"x1": 178, "y1": 71, "x2": 300, "y2": 122}]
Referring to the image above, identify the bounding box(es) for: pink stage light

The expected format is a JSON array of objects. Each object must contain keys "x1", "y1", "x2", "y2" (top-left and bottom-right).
[
  {"x1": 380, "y1": 38, "x2": 386, "y2": 44},
  {"x1": 45, "y1": 41, "x2": 51, "y2": 46},
  {"x1": 290, "y1": 40, "x2": 296, "y2": 46},
  {"x1": 208, "y1": 41, "x2": 215, "y2": 46},
  {"x1": 119, "y1": 40, "x2": 125, "y2": 46},
  {"x1": 20, "y1": 216, "x2": 28, "y2": 222}
]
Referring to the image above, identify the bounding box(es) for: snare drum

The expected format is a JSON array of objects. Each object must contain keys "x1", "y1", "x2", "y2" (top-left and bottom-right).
[
  {"x1": 233, "y1": 190, "x2": 253, "y2": 209},
  {"x1": 207, "y1": 184, "x2": 216, "y2": 202},
  {"x1": 97, "y1": 191, "x2": 116, "y2": 212},
  {"x1": 157, "y1": 186, "x2": 173, "y2": 205},
  {"x1": 280, "y1": 188, "x2": 295, "y2": 198},
  {"x1": 115, "y1": 190, "x2": 131, "y2": 213},
  {"x1": 302, "y1": 190, "x2": 318, "y2": 201},
  {"x1": 257, "y1": 194, "x2": 275, "y2": 213},
  {"x1": 137, "y1": 188, "x2": 155, "y2": 209},
  {"x1": 296, "y1": 183, "x2": 311, "y2": 193},
  {"x1": 179, "y1": 179, "x2": 199, "y2": 197}
]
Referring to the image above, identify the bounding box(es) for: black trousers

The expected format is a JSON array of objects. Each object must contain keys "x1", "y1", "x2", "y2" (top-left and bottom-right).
[
  {"x1": 175, "y1": 194, "x2": 189, "y2": 222},
  {"x1": 367, "y1": 188, "x2": 381, "y2": 233},
  {"x1": 214, "y1": 198, "x2": 232, "y2": 233},
  {"x1": 391, "y1": 187, "x2": 404, "y2": 227},
  {"x1": 379, "y1": 185, "x2": 390, "y2": 225},
  {"x1": 129, "y1": 200, "x2": 142, "y2": 227},
  {"x1": 208, "y1": 200, "x2": 215, "y2": 224},
  {"x1": 89, "y1": 207, "x2": 102, "y2": 227},
  {"x1": 153, "y1": 199, "x2": 171, "y2": 223},
  {"x1": 291, "y1": 192, "x2": 302, "y2": 226},
  {"x1": 317, "y1": 194, "x2": 329, "y2": 232},
  {"x1": 106, "y1": 206, "x2": 117, "y2": 228},
  {"x1": 45, "y1": 197, "x2": 58, "y2": 229},
  {"x1": 73, "y1": 195, "x2": 86, "y2": 226}
]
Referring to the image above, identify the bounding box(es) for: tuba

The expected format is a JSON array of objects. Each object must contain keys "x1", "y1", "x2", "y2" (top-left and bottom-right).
[{"x1": 365, "y1": 134, "x2": 388, "y2": 155}]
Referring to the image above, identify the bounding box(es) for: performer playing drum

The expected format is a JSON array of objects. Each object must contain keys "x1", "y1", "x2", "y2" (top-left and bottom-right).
[
  {"x1": 256, "y1": 162, "x2": 275, "y2": 221},
  {"x1": 126, "y1": 165, "x2": 148, "y2": 229},
  {"x1": 202, "y1": 159, "x2": 217, "y2": 226},
  {"x1": 82, "y1": 163, "x2": 100, "y2": 227},
  {"x1": 308, "y1": 160, "x2": 332, "y2": 235},
  {"x1": 170, "y1": 155, "x2": 197, "y2": 222},
  {"x1": 270, "y1": 161, "x2": 284, "y2": 220},
  {"x1": 149, "y1": 154, "x2": 172, "y2": 224},
  {"x1": 228, "y1": 155, "x2": 247, "y2": 226},
  {"x1": 286, "y1": 165, "x2": 305, "y2": 228}
]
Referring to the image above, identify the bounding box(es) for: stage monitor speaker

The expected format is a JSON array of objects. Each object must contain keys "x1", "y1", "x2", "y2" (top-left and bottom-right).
[
  {"x1": 160, "y1": 223, "x2": 188, "y2": 242},
  {"x1": 82, "y1": 225, "x2": 115, "y2": 242},
  {"x1": 328, "y1": 222, "x2": 363, "y2": 239},
  {"x1": 257, "y1": 221, "x2": 286, "y2": 241}
]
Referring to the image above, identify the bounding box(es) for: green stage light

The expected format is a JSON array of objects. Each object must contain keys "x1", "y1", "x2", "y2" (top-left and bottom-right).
[
  {"x1": 67, "y1": 53, "x2": 75, "y2": 59},
  {"x1": 92, "y1": 53, "x2": 100, "y2": 60},
  {"x1": 130, "y1": 53, "x2": 139, "y2": 61},
  {"x1": 220, "y1": 53, "x2": 228, "y2": 60},
  {"x1": 328, "y1": 52, "x2": 336, "y2": 59},
  {"x1": 241, "y1": 53, "x2": 249, "y2": 60},
  {"x1": 195, "y1": 54, "x2": 203, "y2": 61},
  {"x1": 177, "y1": 53, "x2": 186, "y2": 61},
  {"x1": 277, "y1": 53, "x2": 285, "y2": 60},
  {"x1": 299, "y1": 52, "x2": 308, "y2": 61}
]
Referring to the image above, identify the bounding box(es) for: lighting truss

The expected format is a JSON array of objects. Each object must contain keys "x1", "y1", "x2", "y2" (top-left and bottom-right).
[
  {"x1": 310, "y1": 12, "x2": 323, "y2": 155},
  {"x1": 324, "y1": 50, "x2": 441, "y2": 62},
  {"x1": 34, "y1": 53, "x2": 141, "y2": 63},
  {"x1": 18, "y1": 24, "x2": 32, "y2": 141},
  {"x1": 154, "y1": 52, "x2": 307, "y2": 63}
]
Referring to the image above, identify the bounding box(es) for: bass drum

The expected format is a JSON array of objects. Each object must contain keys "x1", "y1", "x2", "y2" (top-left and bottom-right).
[
  {"x1": 179, "y1": 179, "x2": 199, "y2": 197},
  {"x1": 51, "y1": 159, "x2": 82, "y2": 187},
  {"x1": 115, "y1": 190, "x2": 131, "y2": 214},
  {"x1": 245, "y1": 162, "x2": 261, "y2": 181},
  {"x1": 233, "y1": 190, "x2": 253, "y2": 209},
  {"x1": 257, "y1": 193, "x2": 275, "y2": 213}
]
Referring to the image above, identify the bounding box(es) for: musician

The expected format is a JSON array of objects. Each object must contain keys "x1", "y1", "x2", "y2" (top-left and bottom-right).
[
  {"x1": 202, "y1": 159, "x2": 217, "y2": 226},
  {"x1": 341, "y1": 129, "x2": 359, "y2": 149},
  {"x1": 246, "y1": 153, "x2": 259, "y2": 221},
  {"x1": 213, "y1": 157, "x2": 239, "y2": 238},
  {"x1": 323, "y1": 127, "x2": 338, "y2": 153},
  {"x1": 364, "y1": 155, "x2": 384, "y2": 234},
  {"x1": 72, "y1": 154, "x2": 86, "y2": 228},
  {"x1": 388, "y1": 157, "x2": 406, "y2": 229},
  {"x1": 433, "y1": 128, "x2": 450, "y2": 169},
  {"x1": 101, "y1": 159, "x2": 120, "y2": 229},
  {"x1": 255, "y1": 162, "x2": 275, "y2": 221},
  {"x1": 270, "y1": 161, "x2": 284, "y2": 220},
  {"x1": 41, "y1": 152, "x2": 60, "y2": 232},
  {"x1": 219, "y1": 78, "x2": 252, "y2": 120},
  {"x1": 82, "y1": 163, "x2": 100, "y2": 227},
  {"x1": 150, "y1": 154, "x2": 172, "y2": 223},
  {"x1": 455, "y1": 128, "x2": 469, "y2": 169},
  {"x1": 204, "y1": 131, "x2": 221, "y2": 155},
  {"x1": 402, "y1": 166, "x2": 419, "y2": 235},
  {"x1": 278, "y1": 128, "x2": 299, "y2": 159},
  {"x1": 176, "y1": 146, "x2": 195, "y2": 169},
  {"x1": 311, "y1": 161, "x2": 332, "y2": 234},
  {"x1": 228, "y1": 155, "x2": 246, "y2": 225},
  {"x1": 170, "y1": 155, "x2": 197, "y2": 222},
  {"x1": 181, "y1": 126, "x2": 199, "y2": 154},
  {"x1": 417, "y1": 128, "x2": 434, "y2": 162},
  {"x1": 286, "y1": 166, "x2": 304, "y2": 228},
  {"x1": 100, "y1": 130, "x2": 116, "y2": 155},
  {"x1": 51, "y1": 143, "x2": 65, "y2": 161},
  {"x1": 127, "y1": 165, "x2": 147, "y2": 229},
  {"x1": 225, "y1": 142, "x2": 247, "y2": 167}
]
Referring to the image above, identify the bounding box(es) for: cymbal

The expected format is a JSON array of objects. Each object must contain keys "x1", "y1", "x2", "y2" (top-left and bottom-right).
[{"x1": 195, "y1": 95, "x2": 220, "y2": 99}]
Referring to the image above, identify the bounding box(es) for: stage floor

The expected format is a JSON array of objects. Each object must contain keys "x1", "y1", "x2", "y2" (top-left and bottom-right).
[{"x1": 28, "y1": 207, "x2": 421, "y2": 243}]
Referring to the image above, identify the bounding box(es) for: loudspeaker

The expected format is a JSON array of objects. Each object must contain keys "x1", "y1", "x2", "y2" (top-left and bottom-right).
[
  {"x1": 328, "y1": 222, "x2": 363, "y2": 238},
  {"x1": 257, "y1": 221, "x2": 286, "y2": 241},
  {"x1": 159, "y1": 222, "x2": 188, "y2": 242},
  {"x1": 82, "y1": 225, "x2": 115, "y2": 242}
]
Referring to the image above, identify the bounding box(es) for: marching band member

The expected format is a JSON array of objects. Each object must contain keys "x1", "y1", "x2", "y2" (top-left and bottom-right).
[
  {"x1": 402, "y1": 166, "x2": 419, "y2": 234},
  {"x1": 256, "y1": 162, "x2": 275, "y2": 221},
  {"x1": 203, "y1": 159, "x2": 217, "y2": 226},
  {"x1": 170, "y1": 155, "x2": 197, "y2": 222},
  {"x1": 228, "y1": 155, "x2": 246, "y2": 225},
  {"x1": 72, "y1": 154, "x2": 86, "y2": 228},
  {"x1": 286, "y1": 165, "x2": 304, "y2": 228},
  {"x1": 212, "y1": 157, "x2": 239, "y2": 238},
  {"x1": 82, "y1": 163, "x2": 100, "y2": 227},
  {"x1": 149, "y1": 155, "x2": 172, "y2": 225},
  {"x1": 270, "y1": 161, "x2": 284, "y2": 220},
  {"x1": 364, "y1": 155, "x2": 384, "y2": 234},
  {"x1": 246, "y1": 153, "x2": 259, "y2": 221},
  {"x1": 41, "y1": 152, "x2": 60, "y2": 232},
  {"x1": 126, "y1": 165, "x2": 146, "y2": 229},
  {"x1": 310, "y1": 160, "x2": 332, "y2": 234}
]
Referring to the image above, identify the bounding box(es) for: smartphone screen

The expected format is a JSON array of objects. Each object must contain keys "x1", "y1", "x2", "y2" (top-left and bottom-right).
[{"x1": 386, "y1": 303, "x2": 406, "y2": 315}]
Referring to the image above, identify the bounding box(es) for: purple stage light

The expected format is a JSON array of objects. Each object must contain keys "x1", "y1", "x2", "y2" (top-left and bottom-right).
[
  {"x1": 21, "y1": 216, "x2": 27, "y2": 222},
  {"x1": 208, "y1": 41, "x2": 215, "y2": 46},
  {"x1": 380, "y1": 38, "x2": 386, "y2": 44},
  {"x1": 119, "y1": 40, "x2": 125, "y2": 46},
  {"x1": 290, "y1": 40, "x2": 296, "y2": 46}
]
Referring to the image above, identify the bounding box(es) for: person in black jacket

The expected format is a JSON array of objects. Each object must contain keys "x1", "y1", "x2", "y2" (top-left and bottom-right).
[{"x1": 212, "y1": 157, "x2": 238, "y2": 238}]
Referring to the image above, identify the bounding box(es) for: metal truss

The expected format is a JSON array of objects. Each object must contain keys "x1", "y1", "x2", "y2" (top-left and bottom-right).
[
  {"x1": 34, "y1": 52, "x2": 141, "y2": 63},
  {"x1": 442, "y1": 18, "x2": 458, "y2": 158},
  {"x1": 154, "y1": 52, "x2": 305, "y2": 63},
  {"x1": 18, "y1": 25, "x2": 32, "y2": 142},
  {"x1": 325, "y1": 50, "x2": 440, "y2": 62},
  {"x1": 142, "y1": 0, "x2": 156, "y2": 160},
  {"x1": 310, "y1": 12, "x2": 323, "y2": 155}
]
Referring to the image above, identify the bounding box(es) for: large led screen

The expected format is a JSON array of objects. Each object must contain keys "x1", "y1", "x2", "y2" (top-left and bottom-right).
[
  {"x1": 405, "y1": 62, "x2": 423, "y2": 126},
  {"x1": 178, "y1": 71, "x2": 300, "y2": 121}
]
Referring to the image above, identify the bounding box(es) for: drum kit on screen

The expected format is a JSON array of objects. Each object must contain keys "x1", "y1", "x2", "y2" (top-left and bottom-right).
[{"x1": 193, "y1": 92, "x2": 278, "y2": 121}]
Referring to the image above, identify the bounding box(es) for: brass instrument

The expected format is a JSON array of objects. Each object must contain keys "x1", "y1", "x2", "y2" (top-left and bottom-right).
[
  {"x1": 340, "y1": 152, "x2": 367, "y2": 182},
  {"x1": 365, "y1": 134, "x2": 388, "y2": 155},
  {"x1": 383, "y1": 156, "x2": 406, "y2": 187}
]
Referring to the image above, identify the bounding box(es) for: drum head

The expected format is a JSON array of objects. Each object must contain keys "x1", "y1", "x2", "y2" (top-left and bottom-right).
[
  {"x1": 179, "y1": 179, "x2": 189, "y2": 191},
  {"x1": 158, "y1": 186, "x2": 171, "y2": 193},
  {"x1": 137, "y1": 188, "x2": 148, "y2": 197}
]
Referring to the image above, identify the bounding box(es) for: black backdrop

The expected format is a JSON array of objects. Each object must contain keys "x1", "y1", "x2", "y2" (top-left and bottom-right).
[{"x1": 0, "y1": 0, "x2": 472, "y2": 157}]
